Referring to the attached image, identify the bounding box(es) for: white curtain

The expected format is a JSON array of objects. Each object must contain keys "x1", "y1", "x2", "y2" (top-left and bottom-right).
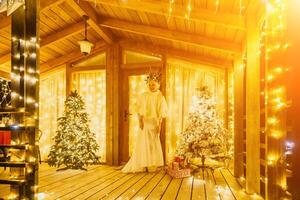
[
  {"x1": 39, "y1": 67, "x2": 66, "y2": 160},
  {"x1": 72, "y1": 70, "x2": 106, "y2": 162},
  {"x1": 166, "y1": 59, "x2": 225, "y2": 162}
]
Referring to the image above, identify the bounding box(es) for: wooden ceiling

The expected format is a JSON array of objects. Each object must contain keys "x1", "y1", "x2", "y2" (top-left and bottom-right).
[{"x1": 0, "y1": 0, "x2": 259, "y2": 73}]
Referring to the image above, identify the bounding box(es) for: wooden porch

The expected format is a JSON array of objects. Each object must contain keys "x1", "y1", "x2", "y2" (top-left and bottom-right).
[{"x1": 0, "y1": 164, "x2": 255, "y2": 200}]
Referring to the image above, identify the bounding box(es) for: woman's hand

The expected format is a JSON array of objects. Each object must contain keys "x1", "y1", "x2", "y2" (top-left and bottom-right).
[{"x1": 139, "y1": 117, "x2": 144, "y2": 130}]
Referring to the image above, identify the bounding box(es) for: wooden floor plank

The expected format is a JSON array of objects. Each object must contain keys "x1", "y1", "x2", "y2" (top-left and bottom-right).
[
  {"x1": 213, "y1": 169, "x2": 236, "y2": 200},
  {"x1": 176, "y1": 176, "x2": 193, "y2": 200},
  {"x1": 59, "y1": 170, "x2": 122, "y2": 200},
  {"x1": 221, "y1": 169, "x2": 251, "y2": 200},
  {"x1": 85, "y1": 173, "x2": 137, "y2": 200},
  {"x1": 113, "y1": 172, "x2": 157, "y2": 200},
  {"x1": 146, "y1": 173, "x2": 172, "y2": 200},
  {"x1": 131, "y1": 170, "x2": 166, "y2": 200},
  {"x1": 45, "y1": 166, "x2": 113, "y2": 199},
  {"x1": 0, "y1": 164, "x2": 256, "y2": 200},
  {"x1": 192, "y1": 170, "x2": 206, "y2": 200},
  {"x1": 204, "y1": 169, "x2": 220, "y2": 200},
  {"x1": 40, "y1": 165, "x2": 105, "y2": 192},
  {"x1": 161, "y1": 177, "x2": 182, "y2": 200}
]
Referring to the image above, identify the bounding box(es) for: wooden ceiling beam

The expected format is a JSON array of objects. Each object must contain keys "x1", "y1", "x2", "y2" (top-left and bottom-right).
[
  {"x1": 66, "y1": 0, "x2": 114, "y2": 44},
  {"x1": 40, "y1": 40, "x2": 106, "y2": 73},
  {"x1": 119, "y1": 40, "x2": 233, "y2": 69},
  {"x1": 100, "y1": 18, "x2": 241, "y2": 54},
  {"x1": 41, "y1": 21, "x2": 85, "y2": 47},
  {"x1": 0, "y1": 0, "x2": 65, "y2": 30},
  {"x1": 0, "y1": 54, "x2": 10, "y2": 65},
  {"x1": 0, "y1": 21, "x2": 86, "y2": 65},
  {"x1": 85, "y1": 0, "x2": 245, "y2": 30},
  {"x1": 0, "y1": 70, "x2": 10, "y2": 80}
]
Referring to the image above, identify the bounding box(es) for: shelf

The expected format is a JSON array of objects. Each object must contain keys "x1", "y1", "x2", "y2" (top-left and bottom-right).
[
  {"x1": 0, "y1": 162, "x2": 26, "y2": 167},
  {"x1": 0, "y1": 144, "x2": 27, "y2": 150},
  {"x1": 0, "y1": 126, "x2": 35, "y2": 131},
  {"x1": 0, "y1": 107, "x2": 26, "y2": 114},
  {"x1": 0, "y1": 177, "x2": 26, "y2": 185}
]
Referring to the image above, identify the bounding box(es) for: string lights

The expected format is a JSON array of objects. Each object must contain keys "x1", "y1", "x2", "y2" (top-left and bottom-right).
[
  {"x1": 185, "y1": 0, "x2": 192, "y2": 20},
  {"x1": 3, "y1": 31, "x2": 40, "y2": 198},
  {"x1": 167, "y1": 0, "x2": 175, "y2": 22},
  {"x1": 239, "y1": 0, "x2": 245, "y2": 15},
  {"x1": 215, "y1": 0, "x2": 220, "y2": 13},
  {"x1": 261, "y1": 0, "x2": 290, "y2": 195}
]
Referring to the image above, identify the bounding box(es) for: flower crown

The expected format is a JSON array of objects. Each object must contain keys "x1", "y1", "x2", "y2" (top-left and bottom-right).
[{"x1": 145, "y1": 72, "x2": 161, "y2": 83}]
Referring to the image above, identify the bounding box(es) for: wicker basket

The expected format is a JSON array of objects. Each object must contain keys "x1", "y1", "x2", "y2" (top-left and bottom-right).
[{"x1": 167, "y1": 167, "x2": 191, "y2": 178}]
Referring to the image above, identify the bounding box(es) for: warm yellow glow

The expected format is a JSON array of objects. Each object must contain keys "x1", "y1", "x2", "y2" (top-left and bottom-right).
[
  {"x1": 267, "y1": 154, "x2": 278, "y2": 165},
  {"x1": 39, "y1": 68, "x2": 66, "y2": 160},
  {"x1": 270, "y1": 131, "x2": 283, "y2": 139},
  {"x1": 274, "y1": 67, "x2": 283, "y2": 74},
  {"x1": 8, "y1": 193, "x2": 18, "y2": 200},
  {"x1": 267, "y1": 117, "x2": 278, "y2": 125},
  {"x1": 72, "y1": 71, "x2": 106, "y2": 162},
  {"x1": 267, "y1": 74, "x2": 274, "y2": 81}
]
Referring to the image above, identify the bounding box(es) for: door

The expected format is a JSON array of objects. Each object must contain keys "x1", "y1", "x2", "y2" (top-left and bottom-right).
[{"x1": 120, "y1": 67, "x2": 165, "y2": 163}]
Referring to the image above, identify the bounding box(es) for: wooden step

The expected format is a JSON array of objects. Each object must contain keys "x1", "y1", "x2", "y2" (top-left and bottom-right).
[
  {"x1": 0, "y1": 144, "x2": 27, "y2": 150},
  {"x1": 0, "y1": 162, "x2": 26, "y2": 167},
  {"x1": 0, "y1": 107, "x2": 26, "y2": 113},
  {"x1": 0, "y1": 126, "x2": 35, "y2": 131},
  {"x1": 0, "y1": 177, "x2": 26, "y2": 185}
]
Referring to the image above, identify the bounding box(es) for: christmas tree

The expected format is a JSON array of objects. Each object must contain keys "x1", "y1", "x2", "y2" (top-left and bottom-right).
[
  {"x1": 48, "y1": 91, "x2": 100, "y2": 169},
  {"x1": 176, "y1": 86, "x2": 232, "y2": 166}
]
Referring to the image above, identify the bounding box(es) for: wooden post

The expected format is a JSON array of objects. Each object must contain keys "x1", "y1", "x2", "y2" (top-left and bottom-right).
[
  {"x1": 224, "y1": 68, "x2": 229, "y2": 129},
  {"x1": 161, "y1": 54, "x2": 167, "y2": 163},
  {"x1": 245, "y1": 14, "x2": 261, "y2": 194},
  {"x1": 233, "y1": 56, "x2": 244, "y2": 178},
  {"x1": 10, "y1": 0, "x2": 40, "y2": 198},
  {"x1": 66, "y1": 63, "x2": 72, "y2": 95},
  {"x1": 106, "y1": 44, "x2": 121, "y2": 165}
]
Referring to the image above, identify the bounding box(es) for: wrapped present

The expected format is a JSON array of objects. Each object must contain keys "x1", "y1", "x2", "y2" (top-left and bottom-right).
[
  {"x1": 172, "y1": 162, "x2": 179, "y2": 170},
  {"x1": 0, "y1": 131, "x2": 11, "y2": 144},
  {"x1": 167, "y1": 166, "x2": 191, "y2": 179}
]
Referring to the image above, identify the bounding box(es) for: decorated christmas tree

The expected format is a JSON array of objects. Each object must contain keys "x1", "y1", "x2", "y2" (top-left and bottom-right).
[
  {"x1": 48, "y1": 91, "x2": 100, "y2": 169},
  {"x1": 176, "y1": 86, "x2": 232, "y2": 167}
]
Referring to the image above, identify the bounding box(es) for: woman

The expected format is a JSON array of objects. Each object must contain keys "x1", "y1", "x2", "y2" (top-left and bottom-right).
[{"x1": 122, "y1": 72, "x2": 168, "y2": 173}]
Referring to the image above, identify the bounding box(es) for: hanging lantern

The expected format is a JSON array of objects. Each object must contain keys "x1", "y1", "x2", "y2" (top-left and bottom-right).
[{"x1": 78, "y1": 15, "x2": 94, "y2": 56}]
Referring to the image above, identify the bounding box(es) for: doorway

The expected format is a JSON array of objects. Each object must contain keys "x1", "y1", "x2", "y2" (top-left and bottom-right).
[{"x1": 119, "y1": 66, "x2": 165, "y2": 163}]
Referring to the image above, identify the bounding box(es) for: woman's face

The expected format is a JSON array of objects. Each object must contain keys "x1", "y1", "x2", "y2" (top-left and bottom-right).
[{"x1": 148, "y1": 80, "x2": 160, "y2": 92}]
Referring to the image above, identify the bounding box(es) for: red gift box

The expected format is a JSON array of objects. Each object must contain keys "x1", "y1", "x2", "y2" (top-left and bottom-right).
[{"x1": 0, "y1": 131, "x2": 11, "y2": 144}]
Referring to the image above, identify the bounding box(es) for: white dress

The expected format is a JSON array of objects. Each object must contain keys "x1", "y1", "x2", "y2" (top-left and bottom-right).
[{"x1": 122, "y1": 90, "x2": 168, "y2": 173}]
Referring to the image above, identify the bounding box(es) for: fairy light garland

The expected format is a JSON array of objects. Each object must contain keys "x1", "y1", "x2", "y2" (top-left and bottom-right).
[
  {"x1": 10, "y1": 37, "x2": 39, "y2": 109},
  {"x1": 239, "y1": 0, "x2": 245, "y2": 15},
  {"x1": 6, "y1": 34, "x2": 40, "y2": 198},
  {"x1": 215, "y1": 0, "x2": 220, "y2": 13},
  {"x1": 260, "y1": 0, "x2": 290, "y2": 194},
  {"x1": 185, "y1": 0, "x2": 192, "y2": 20}
]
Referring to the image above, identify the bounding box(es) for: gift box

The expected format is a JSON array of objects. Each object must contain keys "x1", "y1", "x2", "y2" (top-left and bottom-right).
[
  {"x1": 167, "y1": 157, "x2": 191, "y2": 178},
  {"x1": 167, "y1": 166, "x2": 191, "y2": 178},
  {"x1": 0, "y1": 131, "x2": 11, "y2": 144}
]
